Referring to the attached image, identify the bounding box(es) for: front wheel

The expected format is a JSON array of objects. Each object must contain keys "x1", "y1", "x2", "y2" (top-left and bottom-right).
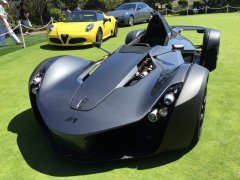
[
  {"x1": 113, "y1": 23, "x2": 118, "y2": 37},
  {"x1": 192, "y1": 87, "x2": 207, "y2": 144},
  {"x1": 96, "y1": 28, "x2": 103, "y2": 47},
  {"x1": 128, "y1": 16, "x2": 134, "y2": 27}
]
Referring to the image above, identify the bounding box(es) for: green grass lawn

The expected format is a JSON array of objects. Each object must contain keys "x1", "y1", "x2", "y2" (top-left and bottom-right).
[
  {"x1": 0, "y1": 32, "x2": 47, "y2": 57},
  {"x1": 0, "y1": 13, "x2": 240, "y2": 179}
]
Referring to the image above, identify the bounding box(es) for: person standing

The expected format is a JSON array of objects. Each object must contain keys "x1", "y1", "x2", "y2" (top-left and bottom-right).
[
  {"x1": 19, "y1": 2, "x2": 32, "y2": 35},
  {"x1": 63, "y1": 7, "x2": 71, "y2": 18},
  {"x1": 0, "y1": 0, "x2": 22, "y2": 46},
  {"x1": 15, "y1": 5, "x2": 20, "y2": 19},
  {"x1": 0, "y1": 15, "x2": 6, "y2": 46},
  {"x1": 74, "y1": 4, "x2": 81, "y2": 11}
]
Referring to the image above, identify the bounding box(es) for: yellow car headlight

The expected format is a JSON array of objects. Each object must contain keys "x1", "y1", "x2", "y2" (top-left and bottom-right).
[
  {"x1": 85, "y1": 23, "x2": 94, "y2": 32},
  {"x1": 49, "y1": 24, "x2": 54, "y2": 32}
]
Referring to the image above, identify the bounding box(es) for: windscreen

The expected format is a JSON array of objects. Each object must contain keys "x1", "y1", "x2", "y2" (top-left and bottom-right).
[{"x1": 66, "y1": 11, "x2": 97, "y2": 22}]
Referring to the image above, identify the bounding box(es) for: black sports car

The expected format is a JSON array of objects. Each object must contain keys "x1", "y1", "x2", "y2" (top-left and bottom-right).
[{"x1": 29, "y1": 13, "x2": 220, "y2": 162}]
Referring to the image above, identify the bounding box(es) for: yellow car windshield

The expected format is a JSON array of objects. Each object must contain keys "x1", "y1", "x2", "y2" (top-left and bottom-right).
[{"x1": 66, "y1": 11, "x2": 97, "y2": 22}]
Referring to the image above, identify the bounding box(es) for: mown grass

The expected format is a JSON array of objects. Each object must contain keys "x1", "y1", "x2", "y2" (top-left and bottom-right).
[
  {"x1": 0, "y1": 13, "x2": 240, "y2": 179},
  {"x1": 0, "y1": 32, "x2": 47, "y2": 57}
]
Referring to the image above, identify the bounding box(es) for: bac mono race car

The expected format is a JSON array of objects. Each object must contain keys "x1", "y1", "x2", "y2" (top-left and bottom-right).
[{"x1": 29, "y1": 13, "x2": 220, "y2": 162}]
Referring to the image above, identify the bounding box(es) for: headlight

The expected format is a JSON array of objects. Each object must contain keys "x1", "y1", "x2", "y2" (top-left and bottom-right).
[
  {"x1": 31, "y1": 71, "x2": 44, "y2": 95},
  {"x1": 85, "y1": 23, "x2": 94, "y2": 32},
  {"x1": 148, "y1": 83, "x2": 183, "y2": 122},
  {"x1": 164, "y1": 93, "x2": 175, "y2": 105},
  {"x1": 158, "y1": 107, "x2": 168, "y2": 117},
  {"x1": 148, "y1": 109, "x2": 159, "y2": 122},
  {"x1": 49, "y1": 24, "x2": 54, "y2": 32},
  {"x1": 31, "y1": 76, "x2": 42, "y2": 95}
]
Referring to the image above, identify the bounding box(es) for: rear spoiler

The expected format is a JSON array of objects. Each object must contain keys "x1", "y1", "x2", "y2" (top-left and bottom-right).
[
  {"x1": 171, "y1": 26, "x2": 206, "y2": 33},
  {"x1": 171, "y1": 25, "x2": 221, "y2": 72}
]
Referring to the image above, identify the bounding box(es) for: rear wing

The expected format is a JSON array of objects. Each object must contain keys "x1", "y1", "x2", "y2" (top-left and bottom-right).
[
  {"x1": 171, "y1": 26, "x2": 206, "y2": 33},
  {"x1": 171, "y1": 26, "x2": 221, "y2": 71}
]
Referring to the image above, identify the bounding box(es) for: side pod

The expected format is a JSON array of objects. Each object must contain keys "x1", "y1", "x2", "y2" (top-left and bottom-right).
[{"x1": 156, "y1": 64, "x2": 209, "y2": 153}]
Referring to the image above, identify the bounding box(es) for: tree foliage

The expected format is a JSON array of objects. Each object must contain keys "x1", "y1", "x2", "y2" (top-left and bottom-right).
[
  {"x1": 178, "y1": 0, "x2": 188, "y2": 7},
  {"x1": 21, "y1": 0, "x2": 49, "y2": 24},
  {"x1": 193, "y1": 1, "x2": 202, "y2": 8},
  {"x1": 202, "y1": 0, "x2": 240, "y2": 7},
  {"x1": 145, "y1": 0, "x2": 171, "y2": 9},
  {"x1": 84, "y1": 0, "x2": 106, "y2": 10},
  {"x1": 8, "y1": 0, "x2": 240, "y2": 26}
]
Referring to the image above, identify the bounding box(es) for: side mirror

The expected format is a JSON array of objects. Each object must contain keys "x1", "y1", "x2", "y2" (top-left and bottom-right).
[
  {"x1": 103, "y1": 18, "x2": 109, "y2": 22},
  {"x1": 93, "y1": 42, "x2": 112, "y2": 55}
]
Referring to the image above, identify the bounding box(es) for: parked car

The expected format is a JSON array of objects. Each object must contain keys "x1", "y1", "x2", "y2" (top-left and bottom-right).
[
  {"x1": 48, "y1": 10, "x2": 118, "y2": 47},
  {"x1": 29, "y1": 13, "x2": 220, "y2": 162},
  {"x1": 107, "y1": 2, "x2": 153, "y2": 26}
]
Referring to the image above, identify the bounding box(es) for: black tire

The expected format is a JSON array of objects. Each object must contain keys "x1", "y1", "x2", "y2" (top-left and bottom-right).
[
  {"x1": 200, "y1": 29, "x2": 221, "y2": 71},
  {"x1": 125, "y1": 29, "x2": 146, "y2": 45},
  {"x1": 128, "y1": 16, "x2": 134, "y2": 27},
  {"x1": 192, "y1": 87, "x2": 207, "y2": 144},
  {"x1": 96, "y1": 28, "x2": 103, "y2": 47},
  {"x1": 113, "y1": 23, "x2": 118, "y2": 37}
]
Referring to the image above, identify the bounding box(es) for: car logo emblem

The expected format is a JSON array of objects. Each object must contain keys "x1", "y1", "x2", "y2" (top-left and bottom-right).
[{"x1": 76, "y1": 98, "x2": 89, "y2": 110}]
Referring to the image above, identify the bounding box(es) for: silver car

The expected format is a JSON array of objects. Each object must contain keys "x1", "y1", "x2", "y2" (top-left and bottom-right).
[{"x1": 107, "y1": 2, "x2": 154, "y2": 26}]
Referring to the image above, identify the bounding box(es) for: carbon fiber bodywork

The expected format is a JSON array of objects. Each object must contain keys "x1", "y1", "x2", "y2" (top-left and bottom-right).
[{"x1": 29, "y1": 13, "x2": 220, "y2": 162}]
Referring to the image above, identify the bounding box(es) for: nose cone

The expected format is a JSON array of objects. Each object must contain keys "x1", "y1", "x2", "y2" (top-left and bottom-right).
[
  {"x1": 70, "y1": 51, "x2": 147, "y2": 111},
  {"x1": 50, "y1": 129, "x2": 96, "y2": 156}
]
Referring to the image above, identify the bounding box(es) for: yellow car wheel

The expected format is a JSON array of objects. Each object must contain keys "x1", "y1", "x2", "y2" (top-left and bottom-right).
[
  {"x1": 113, "y1": 23, "x2": 118, "y2": 37},
  {"x1": 96, "y1": 28, "x2": 103, "y2": 47}
]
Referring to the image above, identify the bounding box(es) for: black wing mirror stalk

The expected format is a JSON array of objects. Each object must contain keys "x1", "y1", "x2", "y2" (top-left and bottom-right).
[{"x1": 93, "y1": 42, "x2": 112, "y2": 55}]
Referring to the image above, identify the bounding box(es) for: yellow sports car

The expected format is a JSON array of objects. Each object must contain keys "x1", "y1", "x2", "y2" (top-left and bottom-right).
[{"x1": 48, "y1": 10, "x2": 118, "y2": 47}]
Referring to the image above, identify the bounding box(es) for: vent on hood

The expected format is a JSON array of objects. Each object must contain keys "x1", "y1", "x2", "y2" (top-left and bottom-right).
[
  {"x1": 124, "y1": 55, "x2": 155, "y2": 87},
  {"x1": 77, "y1": 58, "x2": 106, "y2": 83}
]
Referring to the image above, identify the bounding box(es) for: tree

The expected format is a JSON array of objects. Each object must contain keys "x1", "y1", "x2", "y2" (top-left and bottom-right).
[
  {"x1": 61, "y1": 0, "x2": 84, "y2": 9},
  {"x1": 102, "y1": 0, "x2": 123, "y2": 11},
  {"x1": 84, "y1": 0, "x2": 106, "y2": 10},
  {"x1": 35, "y1": 0, "x2": 49, "y2": 25},
  {"x1": 193, "y1": 1, "x2": 202, "y2": 8},
  {"x1": 23, "y1": 0, "x2": 49, "y2": 25},
  {"x1": 202, "y1": 0, "x2": 232, "y2": 7},
  {"x1": 178, "y1": 0, "x2": 188, "y2": 7},
  {"x1": 145, "y1": 0, "x2": 171, "y2": 9}
]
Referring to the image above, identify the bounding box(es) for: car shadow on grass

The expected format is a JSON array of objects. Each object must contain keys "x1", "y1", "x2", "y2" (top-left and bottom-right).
[
  {"x1": 8, "y1": 109, "x2": 194, "y2": 177},
  {"x1": 39, "y1": 37, "x2": 113, "y2": 52},
  {"x1": 40, "y1": 44, "x2": 94, "y2": 51}
]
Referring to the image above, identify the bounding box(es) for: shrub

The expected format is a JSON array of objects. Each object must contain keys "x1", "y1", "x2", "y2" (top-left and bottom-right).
[
  {"x1": 49, "y1": 8, "x2": 64, "y2": 22},
  {"x1": 178, "y1": 0, "x2": 188, "y2": 8},
  {"x1": 166, "y1": 3, "x2": 172, "y2": 10},
  {"x1": 193, "y1": 1, "x2": 201, "y2": 8}
]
